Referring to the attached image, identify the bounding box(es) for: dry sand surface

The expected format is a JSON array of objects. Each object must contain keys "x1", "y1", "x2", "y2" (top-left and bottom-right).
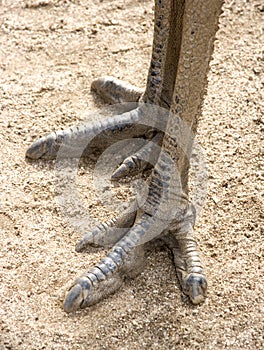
[{"x1": 0, "y1": 0, "x2": 263, "y2": 349}]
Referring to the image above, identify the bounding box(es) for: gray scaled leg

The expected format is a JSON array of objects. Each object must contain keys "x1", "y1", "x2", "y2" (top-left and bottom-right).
[
  {"x1": 158, "y1": 0, "x2": 223, "y2": 303},
  {"x1": 26, "y1": 0, "x2": 223, "y2": 313}
]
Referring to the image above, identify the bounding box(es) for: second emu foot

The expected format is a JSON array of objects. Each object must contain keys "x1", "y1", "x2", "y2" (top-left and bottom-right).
[{"x1": 63, "y1": 203, "x2": 207, "y2": 313}]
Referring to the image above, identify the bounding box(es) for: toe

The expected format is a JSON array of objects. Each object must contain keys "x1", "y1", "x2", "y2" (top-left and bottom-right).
[
  {"x1": 63, "y1": 277, "x2": 91, "y2": 313},
  {"x1": 26, "y1": 137, "x2": 47, "y2": 159},
  {"x1": 63, "y1": 284, "x2": 84, "y2": 313},
  {"x1": 185, "y1": 273, "x2": 207, "y2": 304}
]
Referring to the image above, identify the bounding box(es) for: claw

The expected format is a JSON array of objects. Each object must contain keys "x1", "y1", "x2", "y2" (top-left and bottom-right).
[
  {"x1": 26, "y1": 134, "x2": 53, "y2": 159},
  {"x1": 26, "y1": 131, "x2": 65, "y2": 160},
  {"x1": 111, "y1": 156, "x2": 147, "y2": 180},
  {"x1": 63, "y1": 270, "x2": 124, "y2": 312},
  {"x1": 184, "y1": 273, "x2": 207, "y2": 304},
  {"x1": 63, "y1": 276, "x2": 92, "y2": 313},
  {"x1": 64, "y1": 233, "x2": 145, "y2": 312}
]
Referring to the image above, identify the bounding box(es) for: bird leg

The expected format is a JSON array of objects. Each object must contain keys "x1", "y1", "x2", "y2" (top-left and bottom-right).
[{"x1": 26, "y1": 0, "x2": 223, "y2": 313}]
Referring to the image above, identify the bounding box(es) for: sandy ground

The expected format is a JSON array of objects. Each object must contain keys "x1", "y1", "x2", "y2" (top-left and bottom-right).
[{"x1": 0, "y1": 0, "x2": 263, "y2": 349}]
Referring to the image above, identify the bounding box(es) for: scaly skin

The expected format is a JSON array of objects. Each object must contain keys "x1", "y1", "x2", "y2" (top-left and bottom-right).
[{"x1": 26, "y1": 0, "x2": 223, "y2": 312}]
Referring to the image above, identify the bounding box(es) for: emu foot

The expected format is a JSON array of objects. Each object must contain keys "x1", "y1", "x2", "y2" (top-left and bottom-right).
[
  {"x1": 64, "y1": 207, "x2": 207, "y2": 313},
  {"x1": 26, "y1": 77, "x2": 166, "y2": 178}
]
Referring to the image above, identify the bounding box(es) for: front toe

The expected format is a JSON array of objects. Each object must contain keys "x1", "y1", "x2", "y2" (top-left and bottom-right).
[{"x1": 184, "y1": 273, "x2": 207, "y2": 304}]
